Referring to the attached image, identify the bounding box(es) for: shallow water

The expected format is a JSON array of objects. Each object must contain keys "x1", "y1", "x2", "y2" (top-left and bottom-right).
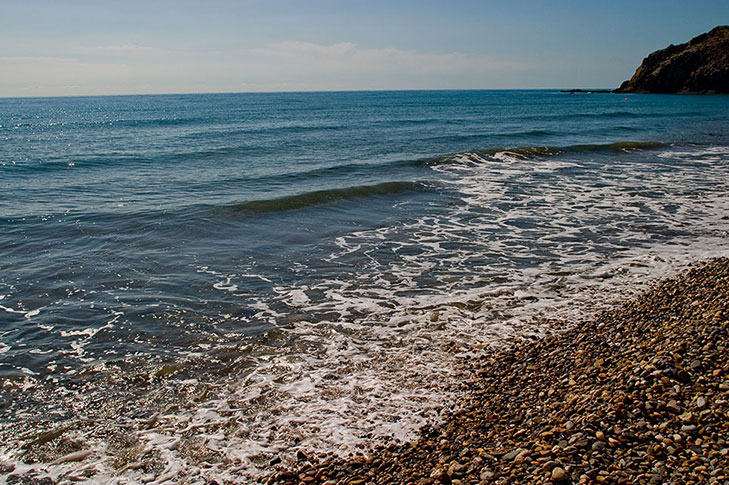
[{"x1": 1, "y1": 90, "x2": 729, "y2": 482}]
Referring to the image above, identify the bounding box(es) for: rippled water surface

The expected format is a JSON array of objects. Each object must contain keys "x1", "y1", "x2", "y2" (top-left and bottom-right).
[{"x1": 1, "y1": 91, "x2": 729, "y2": 482}]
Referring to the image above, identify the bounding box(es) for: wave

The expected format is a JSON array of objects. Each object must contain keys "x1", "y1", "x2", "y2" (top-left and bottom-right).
[
  {"x1": 473, "y1": 140, "x2": 666, "y2": 158},
  {"x1": 513, "y1": 129, "x2": 560, "y2": 137},
  {"x1": 179, "y1": 123, "x2": 345, "y2": 142},
  {"x1": 417, "y1": 140, "x2": 667, "y2": 167},
  {"x1": 91, "y1": 117, "x2": 207, "y2": 129},
  {"x1": 595, "y1": 111, "x2": 639, "y2": 118},
  {"x1": 0, "y1": 117, "x2": 208, "y2": 132},
  {"x1": 21, "y1": 110, "x2": 691, "y2": 133},
  {"x1": 2, "y1": 145, "x2": 262, "y2": 173},
  {"x1": 0, "y1": 138, "x2": 670, "y2": 182},
  {"x1": 223, "y1": 181, "x2": 426, "y2": 216},
  {"x1": 0, "y1": 180, "x2": 428, "y2": 223},
  {"x1": 429, "y1": 129, "x2": 561, "y2": 144},
  {"x1": 530, "y1": 111, "x2": 705, "y2": 121}
]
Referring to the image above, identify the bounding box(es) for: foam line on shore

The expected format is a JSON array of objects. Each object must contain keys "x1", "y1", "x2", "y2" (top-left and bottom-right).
[{"x1": 266, "y1": 257, "x2": 729, "y2": 483}]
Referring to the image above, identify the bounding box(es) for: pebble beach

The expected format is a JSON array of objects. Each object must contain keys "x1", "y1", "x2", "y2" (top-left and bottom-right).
[
  {"x1": 2, "y1": 91, "x2": 729, "y2": 484},
  {"x1": 267, "y1": 257, "x2": 729, "y2": 485}
]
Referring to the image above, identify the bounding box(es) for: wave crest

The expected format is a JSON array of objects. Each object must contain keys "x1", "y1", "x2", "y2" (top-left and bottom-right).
[{"x1": 225, "y1": 181, "x2": 425, "y2": 215}]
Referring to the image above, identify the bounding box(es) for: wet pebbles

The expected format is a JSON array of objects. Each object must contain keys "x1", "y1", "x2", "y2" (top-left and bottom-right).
[{"x1": 265, "y1": 258, "x2": 729, "y2": 484}]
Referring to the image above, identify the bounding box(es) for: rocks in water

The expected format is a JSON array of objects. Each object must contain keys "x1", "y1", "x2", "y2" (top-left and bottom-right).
[
  {"x1": 559, "y1": 89, "x2": 612, "y2": 94},
  {"x1": 615, "y1": 25, "x2": 729, "y2": 94}
]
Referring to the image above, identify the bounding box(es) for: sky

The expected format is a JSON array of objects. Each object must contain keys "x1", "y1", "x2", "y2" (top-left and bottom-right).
[{"x1": 1, "y1": 0, "x2": 728, "y2": 97}]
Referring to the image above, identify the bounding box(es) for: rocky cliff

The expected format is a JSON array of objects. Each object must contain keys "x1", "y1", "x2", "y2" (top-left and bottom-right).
[{"x1": 615, "y1": 26, "x2": 729, "y2": 94}]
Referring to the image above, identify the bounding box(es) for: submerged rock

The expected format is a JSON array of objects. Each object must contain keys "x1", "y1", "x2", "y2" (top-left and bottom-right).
[{"x1": 615, "y1": 26, "x2": 729, "y2": 94}]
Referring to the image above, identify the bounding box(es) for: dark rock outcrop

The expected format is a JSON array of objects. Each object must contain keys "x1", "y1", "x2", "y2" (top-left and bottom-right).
[{"x1": 615, "y1": 26, "x2": 729, "y2": 94}]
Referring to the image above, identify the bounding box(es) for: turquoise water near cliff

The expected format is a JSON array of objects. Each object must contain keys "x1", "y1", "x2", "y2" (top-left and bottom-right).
[{"x1": 1, "y1": 90, "x2": 729, "y2": 480}]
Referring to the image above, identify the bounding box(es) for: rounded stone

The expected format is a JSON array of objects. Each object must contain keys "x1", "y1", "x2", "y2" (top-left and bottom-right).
[{"x1": 552, "y1": 466, "x2": 569, "y2": 482}]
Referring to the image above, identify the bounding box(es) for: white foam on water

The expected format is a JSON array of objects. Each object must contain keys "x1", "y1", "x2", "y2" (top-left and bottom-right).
[
  {"x1": 59, "y1": 328, "x2": 98, "y2": 338},
  {"x1": 213, "y1": 276, "x2": 239, "y2": 292},
  {"x1": 28, "y1": 348, "x2": 53, "y2": 355},
  {"x1": 200, "y1": 266, "x2": 274, "y2": 294},
  {"x1": 0, "y1": 304, "x2": 27, "y2": 315},
  {"x1": 657, "y1": 145, "x2": 729, "y2": 159},
  {"x1": 240, "y1": 273, "x2": 274, "y2": 283},
  {"x1": 24, "y1": 309, "x2": 40, "y2": 319},
  {"x1": 282, "y1": 287, "x2": 310, "y2": 307},
  {"x1": 3, "y1": 144, "x2": 729, "y2": 483}
]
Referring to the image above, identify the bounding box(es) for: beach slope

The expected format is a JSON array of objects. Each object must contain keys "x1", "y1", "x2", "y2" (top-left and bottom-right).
[{"x1": 270, "y1": 258, "x2": 729, "y2": 484}]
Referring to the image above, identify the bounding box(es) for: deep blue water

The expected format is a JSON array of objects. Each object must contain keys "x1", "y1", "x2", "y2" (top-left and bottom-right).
[{"x1": 2, "y1": 90, "x2": 729, "y2": 478}]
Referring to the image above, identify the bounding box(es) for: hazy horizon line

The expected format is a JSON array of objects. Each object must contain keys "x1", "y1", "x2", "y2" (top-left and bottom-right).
[{"x1": 0, "y1": 87, "x2": 622, "y2": 101}]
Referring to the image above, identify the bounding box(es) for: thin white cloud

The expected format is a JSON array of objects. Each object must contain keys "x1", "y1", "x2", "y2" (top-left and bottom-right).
[
  {"x1": 0, "y1": 41, "x2": 535, "y2": 96},
  {"x1": 78, "y1": 44, "x2": 168, "y2": 56},
  {"x1": 0, "y1": 56, "x2": 78, "y2": 63},
  {"x1": 270, "y1": 41, "x2": 358, "y2": 58},
  {"x1": 0, "y1": 56, "x2": 132, "y2": 96},
  {"x1": 257, "y1": 41, "x2": 528, "y2": 74}
]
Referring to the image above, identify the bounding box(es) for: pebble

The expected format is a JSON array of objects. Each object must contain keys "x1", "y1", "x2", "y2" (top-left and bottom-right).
[
  {"x1": 501, "y1": 449, "x2": 521, "y2": 460},
  {"x1": 666, "y1": 400, "x2": 682, "y2": 414},
  {"x1": 479, "y1": 470, "x2": 495, "y2": 481},
  {"x1": 551, "y1": 466, "x2": 569, "y2": 482},
  {"x1": 51, "y1": 450, "x2": 92, "y2": 465}
]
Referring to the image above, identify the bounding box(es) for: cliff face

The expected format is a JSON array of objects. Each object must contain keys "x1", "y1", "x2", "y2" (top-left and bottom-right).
[{"x1": 615, "y1": 26, "x2": 729, "y2": 94}]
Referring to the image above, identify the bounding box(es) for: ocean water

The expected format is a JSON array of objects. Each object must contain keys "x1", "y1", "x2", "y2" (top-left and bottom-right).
[{"x1": 1, "y1": 90, "x2": 729, "y2": 482}]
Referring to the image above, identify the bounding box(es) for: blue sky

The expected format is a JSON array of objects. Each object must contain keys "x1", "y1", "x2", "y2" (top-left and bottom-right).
[{"x1": 1, "y1": 0, "x2": 727, "y2": 96}]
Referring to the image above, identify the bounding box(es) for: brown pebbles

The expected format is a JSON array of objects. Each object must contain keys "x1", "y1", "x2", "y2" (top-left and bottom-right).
[{"x1": 265, "y1": 257, "x2": 729, "y2": 485}]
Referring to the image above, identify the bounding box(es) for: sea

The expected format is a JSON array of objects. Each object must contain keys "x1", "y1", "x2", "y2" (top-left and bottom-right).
[{"x1": 1, "y1": 90, "x2": 729, "y2": 483}]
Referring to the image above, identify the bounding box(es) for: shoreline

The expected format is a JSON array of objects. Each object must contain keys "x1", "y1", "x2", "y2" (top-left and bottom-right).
[
  {"x1": 265, "y1": 258, "x2": 729, "y2": 484},
  {"x1": 2, "y1": 257, "x2": 728, "y2": 483}
]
